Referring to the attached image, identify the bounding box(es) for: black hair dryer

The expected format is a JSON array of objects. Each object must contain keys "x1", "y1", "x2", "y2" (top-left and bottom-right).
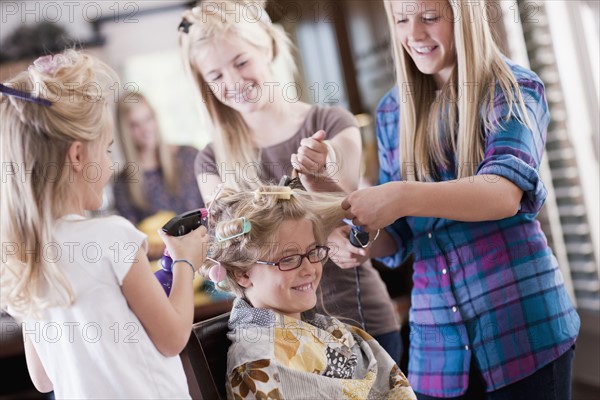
[{"x1": 156, "y1": 208, "x2": 208, "y2": 295}]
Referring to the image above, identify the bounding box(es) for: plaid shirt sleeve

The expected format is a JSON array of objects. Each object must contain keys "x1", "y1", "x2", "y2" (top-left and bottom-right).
[
  {"x1": 476, "y1": 76, "x2": 551, "y2": 214},
  {"x1": 375, "y1": 88, "x2": 413, "y2": 268}
]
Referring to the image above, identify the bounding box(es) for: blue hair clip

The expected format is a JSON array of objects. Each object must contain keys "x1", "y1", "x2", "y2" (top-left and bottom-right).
[
  {"x1": 0, "y1": 83, "x2": 52, "y2": 107},
  {"x1": 216, "y1": 217, "x2": 252, "y2": 242}
]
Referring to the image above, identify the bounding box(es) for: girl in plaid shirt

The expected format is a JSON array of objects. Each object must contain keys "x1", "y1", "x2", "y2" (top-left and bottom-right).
[{"x1": 342, "y1": 1, "x2": 580, "y2": 399}]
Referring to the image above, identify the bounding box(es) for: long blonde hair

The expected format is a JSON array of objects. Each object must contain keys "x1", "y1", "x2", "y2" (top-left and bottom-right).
[
  {"x1": 383, "y1": 0, "x2": 531, "y2": 180},
  {"x1": 200, "y1": 186, "x2": 345, "y2": 297},
  {"x1": 116, "y1": 92, "x2": 179, "y2": 210},
  {"x1": 0, "y1": 50, "x2": 118, "y2": 318},
  {"x1": 179, "y1": 0, "x2": 295, "y2": 188}
]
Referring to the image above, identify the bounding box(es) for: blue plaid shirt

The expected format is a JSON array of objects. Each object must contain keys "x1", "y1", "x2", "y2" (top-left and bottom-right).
[{"x1": 376, "y1": 60, "x2": 580, "y2": 397}]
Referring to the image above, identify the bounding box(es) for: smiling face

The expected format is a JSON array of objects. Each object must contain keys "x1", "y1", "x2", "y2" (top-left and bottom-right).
[
  {"x1": 391, "y1": 0, "x2": 456, "y2": 88},
  {"x1": 238, "y1": 219, "x2": 322, "y2": 319},
  {"x1": 194, "y1": 33, "x2": 273, "y2": 114}
]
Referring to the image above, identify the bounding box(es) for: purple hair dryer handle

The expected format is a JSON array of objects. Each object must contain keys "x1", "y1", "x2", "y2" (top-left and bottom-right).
[{"x1": 155, "y1": 249, "x2": 173, "y2": 295}]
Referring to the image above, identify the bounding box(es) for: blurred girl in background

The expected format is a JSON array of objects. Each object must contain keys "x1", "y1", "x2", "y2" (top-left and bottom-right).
[{"x1": 114, "y1": 92, "x2": 204, "y2": 258}]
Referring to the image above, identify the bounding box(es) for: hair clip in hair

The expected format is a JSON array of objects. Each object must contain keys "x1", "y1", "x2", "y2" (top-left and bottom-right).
[
  {"x1": 216, "y1": 280, "x2": 228, "y2": 289},
  {"x1": 278, "y1": 171, "x2": 303, "y2": 190},
  {"x1": 216, "y1": 217, "x2": 251, "y2": 242},
  {"x1": 0, "y1": 83, "x2": 52, "y2": 107},
  {"x1": 207, "y1": 259, "x2": 227, "y2": 283},
  {"x1": 278, "y1": 175, "x2": 292, "y2": 187},
  {"x1": 209, "y1": 184, "x2": 224, "y2": 206},
  {"x1": 178, "y1": 18, "x2": 192, "y2": 33},
  {"x1": 30, "y1": 54, "x2": 76, "y2": 75},
  {"x1": 254, "y1": 186, "x2": 293, "y2": 200}
]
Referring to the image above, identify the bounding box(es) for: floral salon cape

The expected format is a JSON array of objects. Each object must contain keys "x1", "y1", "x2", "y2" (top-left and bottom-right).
[{"x1": 226, "y1": 298, "x2": 415, "y2": 399}]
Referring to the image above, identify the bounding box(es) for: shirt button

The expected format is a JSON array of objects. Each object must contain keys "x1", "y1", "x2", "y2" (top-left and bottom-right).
[
  {"x1": 452, "y1": 306, "x2": 457, "y2": 313},
  {"x1": 428, "y1": 233, "x2": 432, "y2": 239},
  {"x1": 442, "y1": 268, "x2": 447, "y2": 275},
  {"x1": 465, "y1": 345, "x2": 470, "y2": 351}
]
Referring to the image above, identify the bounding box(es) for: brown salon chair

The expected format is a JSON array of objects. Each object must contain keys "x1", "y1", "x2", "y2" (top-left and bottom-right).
[{"x1": 181, "y1": 312, "x2": 231, "y2": 400}]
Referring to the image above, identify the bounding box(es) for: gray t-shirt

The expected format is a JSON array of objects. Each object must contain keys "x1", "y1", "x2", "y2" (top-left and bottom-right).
[
  {"x1": 195, "y1": 106, "x2": 398, "y2": 336},
  {"x1": 196, "y1": 105, "x2": 355, "y2": 184}
]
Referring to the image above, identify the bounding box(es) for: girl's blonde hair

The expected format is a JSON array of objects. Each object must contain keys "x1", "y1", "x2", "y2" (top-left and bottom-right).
[
  {"x1": 383, "y1": 0, "x2": 531, "y2": 181},
  {"x1": 200, "y1": 186, "x2": 345, "y2": 297},
  {"x1": 116, "y1": 92, "x2": 179, "y2": 210},
  {"x1": 179, "y1": 0, "x2": 296, "y2": 188},
  {"x1": 1, "y1": 50, "x2": 118, "y2": 318}
]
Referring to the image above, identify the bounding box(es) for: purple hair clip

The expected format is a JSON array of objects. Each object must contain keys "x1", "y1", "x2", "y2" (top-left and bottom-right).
[
  {"x1": 30, "y1": 54, "x2": 76, "y2": 75},
  {"x1": 0, "y1": 83, "x2": 52, "y2": 107}
]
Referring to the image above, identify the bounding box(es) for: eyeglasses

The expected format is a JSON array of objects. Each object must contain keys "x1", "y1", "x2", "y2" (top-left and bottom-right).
[{"x1": 256, "y1": 246, "x2": 330, "y2": 271}]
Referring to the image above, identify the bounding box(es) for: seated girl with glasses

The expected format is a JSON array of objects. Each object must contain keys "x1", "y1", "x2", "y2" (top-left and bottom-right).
[{"x1": 201, "y1": 185, "x2": 416, "y2": 399}]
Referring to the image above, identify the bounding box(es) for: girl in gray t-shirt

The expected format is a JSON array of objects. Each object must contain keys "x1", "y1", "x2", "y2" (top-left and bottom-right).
[{"x1": 179, "y1": 1, "x2": 402, "y2": 362}]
